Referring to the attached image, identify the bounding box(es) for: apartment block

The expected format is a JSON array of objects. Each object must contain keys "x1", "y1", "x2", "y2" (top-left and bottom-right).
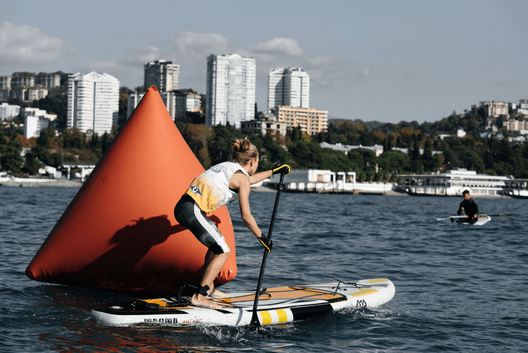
[
  {"x1": 23, "y1": 112, "x2": 53, "y2": 139},
  {"x1": 480, "y1": 101, "x2": 509, "y2": 117},
  {"x1": 206, "y1": 54, "x2": 256, "y2": 128},
  {"x1": 35, "y1": 73, "x2": 61, "y2": 88},
  {"x1": 274, "y1": 106, "x2": 328, "y2": 135},
  {"x1": 144, "y1": 60, "x2": 179, "y2": 92},
  {"x1": 505, "y1": 119, "x2": 528, "y2": 133},
  {"x1": 162, "y1": 90, "x2": 203, "y2": 121},
  {"x1": 11, "y1": 73, "x2": 35, "y2": 88},
  {"x1": 268, "y1": 67, "x2": 310, "y2": 110},
  {"x1": 0, "y1": 103, "x2": 20, "y2": 121},
  {"x1": 67, "y1": 72, "x2": 119, "y2": 136},
  {"x1": 241, "y1": 112, "x2": 287, "y2": 136},
  {"x1": 0, "y1": 76, "x2": 12, "y2": 89}
]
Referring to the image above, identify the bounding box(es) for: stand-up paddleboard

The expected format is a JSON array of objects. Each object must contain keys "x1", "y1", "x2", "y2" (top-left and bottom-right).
[
  {"x1": 92, "y1": 278, "x2": 395, "y2": 326},
  {"x1": 456, "y1": 215, "x2": 491, "y2": 226}
]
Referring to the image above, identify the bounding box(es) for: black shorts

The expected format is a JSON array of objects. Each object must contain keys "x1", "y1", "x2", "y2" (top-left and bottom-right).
[{"x1": 174, "y1": 195, "x2": 230, "y2": 255}]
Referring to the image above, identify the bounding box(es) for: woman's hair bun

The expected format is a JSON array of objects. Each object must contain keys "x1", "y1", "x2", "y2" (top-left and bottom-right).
[
  {"x1": 229, "y1": 138, "x2": 258, "y2": 165},
  {"x1": 231, "y1": 138, "x2": 251, "y2": 153}
]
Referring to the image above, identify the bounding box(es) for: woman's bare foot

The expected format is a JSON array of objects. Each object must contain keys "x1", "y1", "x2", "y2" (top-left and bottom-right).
[
  {"x1": 208, "y1": 288, "x2": 229, "y2": 298},
  {"x1": 190, "y1": 294, "x2": 225, "y2": 309}
]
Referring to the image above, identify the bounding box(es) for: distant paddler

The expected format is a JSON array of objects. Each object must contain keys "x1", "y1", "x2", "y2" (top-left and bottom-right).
[{"x1": 456, "y1": 190, "x2": 479, "y2": 224}]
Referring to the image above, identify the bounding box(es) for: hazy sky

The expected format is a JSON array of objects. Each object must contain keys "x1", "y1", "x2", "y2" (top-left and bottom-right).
[{"x1": 2, "y1": 0, "x2": 527, "y2": 124}]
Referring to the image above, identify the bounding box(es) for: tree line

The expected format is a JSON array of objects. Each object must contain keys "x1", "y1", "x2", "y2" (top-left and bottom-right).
[{"x1": 1, "y1": 102, "x2": 527, "y2": 180}]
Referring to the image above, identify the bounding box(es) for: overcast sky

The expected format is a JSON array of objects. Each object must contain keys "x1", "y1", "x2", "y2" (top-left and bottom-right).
[{"x1": 2, "y1": 0, "x2": 527, "y2": 124}]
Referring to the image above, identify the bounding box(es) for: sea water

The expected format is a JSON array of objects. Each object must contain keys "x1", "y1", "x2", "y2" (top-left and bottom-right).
[{"x1": 0, "y1": 186, "x2": 527, "y2": 352}]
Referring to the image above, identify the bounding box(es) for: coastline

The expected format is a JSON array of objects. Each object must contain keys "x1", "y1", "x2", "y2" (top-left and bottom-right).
[
  {"x1": 0, "y1": 178, "x2": 83, "y2": 188},
  {"x1": 0, "y1": 179, "x2": 517, "y2": 198}
]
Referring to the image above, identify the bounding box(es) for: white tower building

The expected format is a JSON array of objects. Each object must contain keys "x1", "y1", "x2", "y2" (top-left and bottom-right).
[
  {"x1": 267, "y1": 67, "x2": 310, "y2": 110},
  {"x1": 67, "y1": 72, "x2": 119, "y2": 136},
  {"x1": 144, "y1": 60, "x2": 179, "y2": 92},
  {"x1": 206, "y1": 54, "x2": 256, "y2": 128}
]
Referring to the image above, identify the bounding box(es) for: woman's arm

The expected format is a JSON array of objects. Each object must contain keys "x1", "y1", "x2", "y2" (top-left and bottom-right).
[
  {"x1": 231, "y1": 173, "x2": 263, "y2": 238},
  {"x1": 249, "y1": 170, "x2": 273, "y2": 185}
]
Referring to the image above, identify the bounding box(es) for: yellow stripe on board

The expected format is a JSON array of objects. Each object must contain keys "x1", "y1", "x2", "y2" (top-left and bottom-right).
[
  {"x1": 365, "y1": 278, "x2": 388, "y2": 284},
  {"x1": 351, "y1": 288, "x2": 378, "y2": 297},
  {"x1": 276, "y1": 309, "x2": 288, "y2": 323},
  {"x1": 142, "y1": 299, "x2": 168, "y2": 307},
  {"x1": 260, "y1": 311, "x2": 272, "y2": 325}
]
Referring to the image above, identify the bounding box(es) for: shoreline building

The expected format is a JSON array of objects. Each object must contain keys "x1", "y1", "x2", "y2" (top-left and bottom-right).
[
  {"x1": 396, "y1": 168, "x2": 509, "y2": 197},
  {"x1": 67, "y1": 72, "x2": 119, "y2": 136},
  {"x1": 267, "y1": 67, "x2": 310, "y2": 110},
  {"x1": 22, "y1": 106, "x2": 57, "y2": 138},
  {"x1": 205, "y1": 54, "x2": 256, "y2": 128},
  {"x1": 274, "y1": 106, "x2": 328, "y2": 135},
  {"x1": 144, "y1": 60, "x2": 179, "y2": 92},
  {"x1": 240, "y1": 112, "x2": 287, "y2": 136}
]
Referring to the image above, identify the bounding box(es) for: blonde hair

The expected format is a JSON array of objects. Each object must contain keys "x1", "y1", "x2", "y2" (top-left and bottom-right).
[{"x1": 229, "y1": 138, "x2": 258, "y2": 165}]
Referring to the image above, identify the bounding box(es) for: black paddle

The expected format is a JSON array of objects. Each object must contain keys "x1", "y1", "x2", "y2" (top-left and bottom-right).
[{"x1": 250, "y1": 173, "x2": 285, "y2": 328}]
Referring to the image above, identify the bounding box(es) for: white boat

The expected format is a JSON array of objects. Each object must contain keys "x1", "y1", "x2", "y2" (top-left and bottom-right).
[{"x1": 0, "y1": 172, "x2": 11, "y2": 183}]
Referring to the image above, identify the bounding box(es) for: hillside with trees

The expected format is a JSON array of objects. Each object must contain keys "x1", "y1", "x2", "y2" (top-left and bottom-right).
[{"x1": 1, "y1": 96, "x2": 527, "y2": 180}]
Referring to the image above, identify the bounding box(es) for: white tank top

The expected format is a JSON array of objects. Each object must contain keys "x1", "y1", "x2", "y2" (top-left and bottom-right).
[{"x1": 185, "y1": 162, "x2": 250, "y2": 214}]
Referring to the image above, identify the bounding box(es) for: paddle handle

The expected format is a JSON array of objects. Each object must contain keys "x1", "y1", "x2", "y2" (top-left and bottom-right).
[{"x1": 250, "y1": 173, "x2": 285, "y2": 327}]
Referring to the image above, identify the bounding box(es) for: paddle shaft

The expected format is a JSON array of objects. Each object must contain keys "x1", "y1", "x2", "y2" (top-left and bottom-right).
[
  {"x1": 250, "y1": 173, "x2": 285, "y2": 327},
  {"x1": 438, "y1": 214, "x2": 510, "y2": 221}
]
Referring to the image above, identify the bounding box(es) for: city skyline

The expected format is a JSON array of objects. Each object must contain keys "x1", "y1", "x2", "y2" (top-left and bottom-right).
[{"x1": 1, "y1": 0, "x2": 527, "y2": 124}]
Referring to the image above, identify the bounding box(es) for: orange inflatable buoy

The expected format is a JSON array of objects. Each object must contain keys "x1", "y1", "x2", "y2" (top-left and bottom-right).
[{"x1": 26, "y1": 86, "x2": 237, "y2": 294}]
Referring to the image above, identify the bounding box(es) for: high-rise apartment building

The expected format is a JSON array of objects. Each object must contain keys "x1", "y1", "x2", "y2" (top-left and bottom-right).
[
  {"x1": 144, "y1": 60, "x2": 179, "y2": 92},
  {"x1": 206, "y1": 54, "x2": 256, "y2": 128},
  {"x1": 267, "y1": 67, "x2": 310, "y2": 111},
  {"x1": 67, "y1": 72, "x2": 119, "y2": 136}
]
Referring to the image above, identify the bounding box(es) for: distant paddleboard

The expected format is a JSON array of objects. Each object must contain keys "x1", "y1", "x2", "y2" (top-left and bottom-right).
[
  {"x1": 456, "y1": 215, "x2": 491, "y2": 226},
  {"x1": 92, "y1": 278, "x2": 395, "y2": 326}
]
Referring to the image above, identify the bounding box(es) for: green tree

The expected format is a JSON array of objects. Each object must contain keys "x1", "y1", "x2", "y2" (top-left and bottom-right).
[
  {"x1": 181, "y1": 124, "x2": 214, "y2": 168},
  {"x1": 22, "y1": 150, "x2": 41, "y2": 175},
  {"x1": 61, "y1": 128, "x2": 84, "y2": 149},
  {"x1": 421, "y1": 139, "x2": 440, "y2": 172},
  {"x1": 101, "y1": 132, "x2": 112, "y2": 154},
  {"x1": 0, "y1": 134, "x2": 24, "y2": 173},
  {"x1": 378, "y1": 150, "x2": 411, "y2": 174}
]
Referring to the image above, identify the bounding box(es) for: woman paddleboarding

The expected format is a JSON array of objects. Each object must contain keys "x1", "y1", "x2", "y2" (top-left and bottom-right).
[{"x1": 174, "y1": 138, "x2": 290, "y2": 309}]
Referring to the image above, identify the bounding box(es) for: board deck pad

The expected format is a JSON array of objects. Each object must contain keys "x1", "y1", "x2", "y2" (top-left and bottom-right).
[
  {"x1": 92, "y1": 278, "x2": 395, "y2": 326},
  {"x1": 456, "y1": 215, "x2": 491, "y2": 226}
]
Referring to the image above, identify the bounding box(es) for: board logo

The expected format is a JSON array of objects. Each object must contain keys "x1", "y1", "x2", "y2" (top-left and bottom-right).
[{"x1": 356, "y1": 299, "x2": 367, "y2": 308}]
